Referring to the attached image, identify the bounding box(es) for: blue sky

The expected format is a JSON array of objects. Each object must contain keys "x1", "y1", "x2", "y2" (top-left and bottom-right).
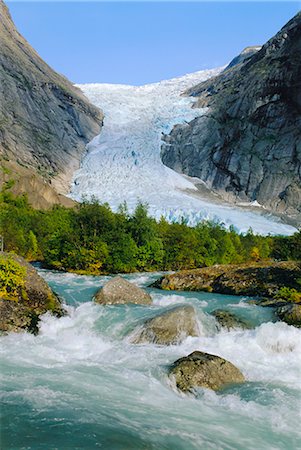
[{"x1": 8, "y1": 1, "x2": 300, "y2": 85}]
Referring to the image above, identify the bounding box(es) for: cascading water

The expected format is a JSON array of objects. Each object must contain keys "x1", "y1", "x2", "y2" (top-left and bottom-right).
[
  {"x1": 1, "y1": 269, "x2": 300, "y2": 449},
  {"x1": 69, "y1": 71, "x2": 296, "y2": 236}
]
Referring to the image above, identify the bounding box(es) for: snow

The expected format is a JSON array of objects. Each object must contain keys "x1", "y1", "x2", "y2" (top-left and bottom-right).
[{"x1": 69, "y1": 69, "x2": 296, "y2": 236}]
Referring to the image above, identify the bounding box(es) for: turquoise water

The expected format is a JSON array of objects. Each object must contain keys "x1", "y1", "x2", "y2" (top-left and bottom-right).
[{"x1": 1, "y1": 270, "x2": 301, "y2": 450}]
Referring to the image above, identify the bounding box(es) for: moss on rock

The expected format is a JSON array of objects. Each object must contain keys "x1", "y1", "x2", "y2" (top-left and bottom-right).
[{"x1": 0, "y1": 252, "x2": 64, "y2": 333}]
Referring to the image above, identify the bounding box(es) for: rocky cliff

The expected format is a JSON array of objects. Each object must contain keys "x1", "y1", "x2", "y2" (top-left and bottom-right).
[
  {"x1": 0, "y1": 0, "x2": 103, "y2": 205},
  {"x1": 161, "y1": 13, "x2": 301, "y2": 225}
]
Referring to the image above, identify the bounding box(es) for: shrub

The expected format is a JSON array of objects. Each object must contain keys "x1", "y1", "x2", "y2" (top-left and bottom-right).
[
  {"x1": 275, "y1": 287, "x2": 301, "y2": 303},
  {"x1": 0, "y1": 256, "x2": 26, "y2": 300}
]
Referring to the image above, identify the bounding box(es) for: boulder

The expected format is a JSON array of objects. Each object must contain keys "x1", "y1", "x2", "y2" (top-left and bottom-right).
[
  {"x1": 251, "y1": 298, "x2": 289, "y2": 308},
  {"x1": 94, "y1": 276, "x2": 152, "y2": 305},
  {"x1": 169, "y1": 351, "x2": 245, "y2": 392},
  {"x1": 153, "y1": 261, "x2": 301, "y2": 297},
  {"x1": 211, "y1": 309, "x2": 251, "y2": 331},
  {"x1": 0, "y1": 252, "x2": 64, "y2": 334},
  {"x1": 276, "y1": 304, "x2": 301, "y2": 328},
  {"x1": 131, "y1": 305, "x2": 199, "y2": 345}
]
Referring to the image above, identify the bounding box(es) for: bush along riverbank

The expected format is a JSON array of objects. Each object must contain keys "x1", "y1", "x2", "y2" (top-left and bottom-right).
[{"x1": 0, "y1": 191, "x2": 300, "y2": 275}]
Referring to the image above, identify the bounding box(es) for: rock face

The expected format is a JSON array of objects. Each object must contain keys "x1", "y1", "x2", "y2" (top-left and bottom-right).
[
  {"x1": 0, "y1": 1, "x2": 103, "y2": 205},
  {"x1": 94, "y1": 276, "x2": 152, "y2": 305},
  {"x1": 276, "y1": 304, "x2": 301, "y2": 327},
  {"x1": 153, "y1": 261, "x2": 301, "y2": 297},
  {"x1": 0, "y1": 160, "x2": 75, "y2": 209},
  {"x1": 169, "y1": 351, "x2": 245, "y2": 392},
  {"x1": 0, "y1": 253, "x2": 63, "y2": 333},
  {"x1": 211, "y1": 309, "x2": 250, "y2": 330},
  {"x1": 131, "y1": 305, "x2": 199, "y2": 345},
  {"x1": 161, "y1": 12, "x2": 301, "y2": 224},
  {"x1": 225, "y1": 46, "x2": 261, "y2": 70}
]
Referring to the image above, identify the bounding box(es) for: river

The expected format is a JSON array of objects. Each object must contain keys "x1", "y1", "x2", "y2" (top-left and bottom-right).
[{"x1": 1, "y1": 269, "x2": 300, "y2": 449}]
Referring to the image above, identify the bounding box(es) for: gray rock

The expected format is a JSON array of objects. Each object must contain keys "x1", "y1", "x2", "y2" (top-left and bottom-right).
[
  {"x1": 161, "y1": 12, "x2": 301, "y2": 225},
  {"x1": 0, "y1": 252, "x2": 64, "y2": 334},
  {"x1": 252, "y1": 298, "x2": 289, "y2": 308},
  {"x1": 225, "y1": 46, "x2": 261, "y2": 70},
  {"x1": 276, "y1": 304, "x2": 301, "y2": 327},
  {"x1": 211, "y1": 309, "x2": 250, "y2": 330},
  {"x1": 131, "y1": 305, "x2": 199, "y2": 345},
  {"x1": 94, "y1": 276, "x2": 152, "y2": 305},
  {"x1": 0, "y1": 1, "x2": 103, "y2": 202},
  {"x1": 169, "y1": 351, "x2": 245, "y2": 392}
]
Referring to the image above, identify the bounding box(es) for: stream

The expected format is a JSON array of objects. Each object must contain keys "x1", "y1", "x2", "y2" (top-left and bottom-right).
[{"x1": 1, "y1": 269, "x2": 300, "y2": 449}]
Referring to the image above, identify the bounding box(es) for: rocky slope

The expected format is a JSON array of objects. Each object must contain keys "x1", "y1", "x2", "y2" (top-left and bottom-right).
[
  {"x1": 0, "y1": 0, "x2": 103, "y2": 206},
  {"x1": 161, "y1": 13, "x2": 301, "y2": 225}
]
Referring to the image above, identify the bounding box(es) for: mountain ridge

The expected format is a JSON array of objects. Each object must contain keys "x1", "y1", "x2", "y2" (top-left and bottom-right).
[
  {"x1": 0, "y1": 0, "x2": 103, "y2": 206},
  {"x1": 161, "y1": 12, "x2": 301, "y2": 226}
]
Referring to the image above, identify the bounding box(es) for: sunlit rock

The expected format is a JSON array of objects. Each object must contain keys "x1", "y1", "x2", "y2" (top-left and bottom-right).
[
  {"x1": 94, "y1": 276, "x2": 152, "y2": 305},
  {"x1": 169, "y1": 351, "x2": 245, "y2": 392},
  {"x1": 131, "y1": 305, "x2": 199, "y2": 345}
]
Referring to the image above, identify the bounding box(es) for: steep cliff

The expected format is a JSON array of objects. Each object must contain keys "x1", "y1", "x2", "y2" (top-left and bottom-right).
[
  {"x1": 0, "y1": 0, "x2": 103, "y2": 205},
  {"x1": 161, "y1": 13, "x2": 301, "y2": 225}
]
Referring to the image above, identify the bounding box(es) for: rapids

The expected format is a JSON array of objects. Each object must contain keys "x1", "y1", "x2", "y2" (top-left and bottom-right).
[{"x1": 1, "y1": 269, "x2": 300, "y2": 449}]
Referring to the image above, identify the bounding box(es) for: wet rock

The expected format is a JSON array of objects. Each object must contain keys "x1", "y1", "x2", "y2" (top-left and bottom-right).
[
  {"x1": 276, "y1": 304, "x2": 301, "y2": 328},
  {"x1": 131, "y1": 305, "x2": 199, "y2": 345},
  {"x1": 153, "y1": 261, "x2": 301, "y2": 297},
  {"x1": 0, "y1": 253, "x2": 64, "y2": 334},
  {"x1": 94, "y1": 276, "x2": 152, "y2": 305},
  {"x1": 169, "y1": 351, "x2": 245, "y2": 392},
  {"x1": 0, "y1": 300, "x2": 39, "y2": 334},
  {"x1": 252, "y1": 298, "x2": 289, "y2": 308},
  {"x1": 211, "y1": 309, "x2": 250, "y2": 330}
]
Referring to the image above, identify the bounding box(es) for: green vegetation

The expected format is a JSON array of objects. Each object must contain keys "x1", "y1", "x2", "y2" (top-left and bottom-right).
[
  {"x1": 274, "y1": 287, "x2": 301, "y2": 304},
  {"x1": 0, "y1": 255, "x2": 26, "y2": 300},
  {"x1": 0, "y1": 191, "x2": 300, "y2": 275}
]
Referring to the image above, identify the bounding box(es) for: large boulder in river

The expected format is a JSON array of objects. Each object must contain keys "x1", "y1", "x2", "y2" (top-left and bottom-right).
[
  {"x1": 276, "y1": 304, "x2": 301, "y2": 328},
  {"x1": 211, "y1": 309, "x2": 251, "y2": 331},
  {"x1": 0, "y1": 252, "x2": 64, "y2": 334},
  {"x1": 169, "y1": 351, "x2": 245, "y2": 392},
  {"x1": 131, "y1": 305, "x2": 199, "y2": 345},
  {"x1": 153, "y1": 261, "x2": 301, "y2": 297},
  {"x1": 94, "y1": 276, "x2": 152, "y2": 305}
]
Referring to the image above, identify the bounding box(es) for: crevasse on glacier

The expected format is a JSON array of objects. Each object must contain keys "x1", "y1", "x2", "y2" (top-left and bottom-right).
[{"x1": 70, "y1": 69, "x2": 296, "y2": 235}]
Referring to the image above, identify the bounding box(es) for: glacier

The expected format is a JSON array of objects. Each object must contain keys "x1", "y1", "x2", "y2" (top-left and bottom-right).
[{"x1": 69, "y1": 69, "x2": 296, "y2": 235}]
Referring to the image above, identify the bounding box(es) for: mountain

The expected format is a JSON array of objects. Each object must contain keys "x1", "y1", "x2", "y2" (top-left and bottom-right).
[
  {"x1": 0, "y1": 0, "x2": 103, "y2": 207},
  {"x1": 161, "y1": 13, "x2": 301, "y2": 226}
]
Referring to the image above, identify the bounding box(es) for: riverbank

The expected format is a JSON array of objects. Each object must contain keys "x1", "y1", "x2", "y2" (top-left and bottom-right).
[{"x1": 152, "y1": 261, "x2": 301, "y2": 297}]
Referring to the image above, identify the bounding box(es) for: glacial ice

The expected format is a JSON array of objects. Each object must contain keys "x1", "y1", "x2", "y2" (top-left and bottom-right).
[{"x1": 69, "y1": 69, "x2": 296, "y2": 235}]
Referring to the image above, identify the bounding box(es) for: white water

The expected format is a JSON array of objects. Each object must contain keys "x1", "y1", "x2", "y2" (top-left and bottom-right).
[
  {"x1": 69, "y1": 70, "x2": 296, "y2": 235},
  {"x1": 1, "y1": 270, "x2": 301, "y2": 449}
]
